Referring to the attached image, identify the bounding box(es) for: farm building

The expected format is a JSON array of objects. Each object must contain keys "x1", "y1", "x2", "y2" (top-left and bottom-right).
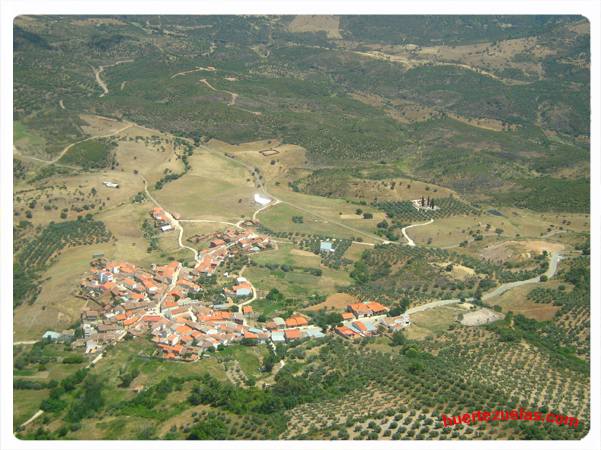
[
  {"x1": 254, "y1": 193, "x2": 272, "y2": 206},
  {"x1": 42, "y1": 330, "x2": 62, "y2": 341},
  {"x1": 320, "y1": 241, "x2": 334, "y2": 252},
  {"x1": 232, "y1": 282, "x2": 253, "y2": 297}
]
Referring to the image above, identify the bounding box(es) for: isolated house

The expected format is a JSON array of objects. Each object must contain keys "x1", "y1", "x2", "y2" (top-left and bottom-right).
[
  {"x1": 232, "y1": 282, "x2": 253, "y2": 297},
  {"x1": 320, "y1": 241, "x2": 334, "y2": 252}
]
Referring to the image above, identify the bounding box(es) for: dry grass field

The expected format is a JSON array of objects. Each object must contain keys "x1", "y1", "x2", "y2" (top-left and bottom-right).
[
  {"x1": 404, "y1": 305, "x2": 466, "y2": 340},
  {"x1": 484, "y1": 283, "x2": 562, "y2": 321},
  {"x1": 13, "y1": 241, "x2": 114, "y2": 340},
  {"x1": 152, "y1": 150, "x2": 256, "y2": 221},
  {"x1": 113, "y1": 126, "x2": 184, "y2": 185},
  {"x1": 408, "y1": 208, "x2": 589, "y2": 249},
  {"x1": 304, "y1": 292, "x2": 360, "y2": 312},
  {"x1": 288, "y1": 15, "x2": 342, "y2": 39},
  {"x1": 207, "y1": 138, "x2": 308, "y2": 184}
]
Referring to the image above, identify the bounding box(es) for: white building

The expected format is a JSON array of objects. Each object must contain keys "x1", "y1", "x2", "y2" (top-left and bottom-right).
[{"x1": 254, "y1": 193, "x2": 271, "y2": 206}]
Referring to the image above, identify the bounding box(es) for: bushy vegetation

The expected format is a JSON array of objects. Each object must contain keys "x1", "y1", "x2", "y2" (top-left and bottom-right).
[
  {"x1": 492, "y1": 177, "x2": 589, "y2": 212},
  {"x1": 14, "y1": 217, "x2": 112, "y2": 307},
  {"x1": 376, "y1": 197, "x2": 479, "y2": 222},
  {"x1": 59, "y1": 139, "x2": 118, "y2": 170}
]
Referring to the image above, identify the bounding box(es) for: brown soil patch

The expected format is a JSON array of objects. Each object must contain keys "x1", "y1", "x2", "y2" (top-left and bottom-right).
[
  {"x1": 304, "y1": 292, "x2": 358, "y2": 311},
  {"x1": 566, "y1": 19, "x2": 590, "y2": 35},
  {"x1": 447, "y1": 113, "x2": 518, "y2": 132},
  {"x1": 485, "y1": 284, "x2": 561, "y2": 321},
  {"x1": 461, "y1": 308, "x2": 504, "y2": 326},
  {"x1": 480, "y1": 240, "x2": 563, "y2": 262},
  {"x1": 517, "y1": 240, "x2": 564, "y2": 253},
  {"x1": 433, "y1": 262, "x2": 476, "y2": 280},
  {"x1": 288, "y1": 15, "x2": 342, "y2": 39}
]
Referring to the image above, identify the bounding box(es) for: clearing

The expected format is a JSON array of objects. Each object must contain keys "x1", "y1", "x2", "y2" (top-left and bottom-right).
[{"x1": 304, "y1": 293, "x2": 360, "y2": 312}]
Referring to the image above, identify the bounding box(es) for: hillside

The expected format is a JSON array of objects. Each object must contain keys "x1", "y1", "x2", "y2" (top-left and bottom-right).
[{"x1": 12, "y1": 15, "x2": 590, "y2": 442}]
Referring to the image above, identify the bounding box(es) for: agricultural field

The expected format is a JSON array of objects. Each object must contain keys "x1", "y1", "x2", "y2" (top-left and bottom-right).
[{"x1": 11, "y1": 15, "x2": 590, "y2": 442}]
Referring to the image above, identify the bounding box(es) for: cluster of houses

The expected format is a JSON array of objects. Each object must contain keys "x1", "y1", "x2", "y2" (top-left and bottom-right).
[
  {"x1": 151, "y1": 207, "x2": 175, "y2": 232},
  {"x1": 61, "y1": 251, "x2": 411, "y2": 360},
  {"x1": 335, "y1": 302, "x2": 409, "y2": 339},
  {"x1": 193, "y1": 228, "x2": 272, "y2": 277}
]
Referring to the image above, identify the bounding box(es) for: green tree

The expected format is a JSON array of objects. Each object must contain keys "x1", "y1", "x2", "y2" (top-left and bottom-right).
[
  {"x1": 187, "y1": 417, "x2": 228, "y2": 440},
  {"x1": 390, "y1": 331, "x2": 406, "y2": 346}
]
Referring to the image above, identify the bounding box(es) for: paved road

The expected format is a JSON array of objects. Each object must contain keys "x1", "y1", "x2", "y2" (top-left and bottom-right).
[
  {"x1": 406, "y1": 299, "x2": 461, "y2": 315},
  {"x1": 482, "y1": 251, "x2": 562, "y2": 301},
  {"x1": 401, "y1": 218, "x2": 434, "y2": 246},
  {"x1": 408, "y1": 251, "x2": 562, "y2": 316}
]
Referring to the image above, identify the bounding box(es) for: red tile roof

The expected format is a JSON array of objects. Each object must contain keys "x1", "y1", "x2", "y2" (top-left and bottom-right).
[
  {"x1": 352, "y1": 321, "x2": 368, "y2": 332},
  {"x1": 335, "y1": 325, "x2": 357, "y2": 337},
  {"x1": 176, "y1": 325, "x2": 193, "y2": 335},
  {"x1": 142, "y1": 315, "x2": 162, "y2": 322},
  {"x1": 285, "y1": 316, "x2": 309, "y2": 328},
  {"x1": 366, "y1": 301, "x2": 388, "y2": 314},
  {"x1": 244, "y1": 331, "x2": 258, "y2": 339},
  {"x1": 284, "y1": 329, "x2": 302, "y2": 340}
]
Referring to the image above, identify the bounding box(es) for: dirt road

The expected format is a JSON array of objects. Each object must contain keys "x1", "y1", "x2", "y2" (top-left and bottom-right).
[
  {"x1": 16, "y1": 122, "x2": 133, "y2": 166},
  {"x1": 401, "y1": 218, "x2": 434, "y2": 246},
  {"x1": 91, "y1": 59, "x2": 133, "y2": 97},
  {"x1": 141, "y1": 176, "x2": 199, "y2": 261},
  {"x1": 481, "y1": 251, "x2": 562, "y2": 300},
  {"x1": 407, "y1": 251, "x2": 562, "y2": 316},
  {"x1": 199, "y1": 78, "x2": 239, "y2": 106}
]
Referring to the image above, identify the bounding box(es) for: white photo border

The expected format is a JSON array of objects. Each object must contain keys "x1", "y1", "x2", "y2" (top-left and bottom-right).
[{"x1": 1, "y1": 1, "x2": 599, "y2": 450}]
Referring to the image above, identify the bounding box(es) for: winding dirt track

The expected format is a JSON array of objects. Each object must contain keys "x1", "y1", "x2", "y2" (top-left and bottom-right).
[
  {"x1": 141, "y1": 176, "x2": 199, "y2": 262},
  {"x1": 407, "y1": 251, "x2": 562, "y2": 315},
  {"x1": 199, "y1": 78, "x2": 239, "y2": 106},
  {"x1": 170, "y1": 66, "x2": 216, "y2": 79},
  {"x1": 15, "y1": 123, "x2": 133, "y2": 167},
  {"x1": 401, "y1": 218, "x2": 434, "y2": 246},
  {"x1": 352, "y1": 50, "x2": 530, "y2": 86},
  {"x1": 91, "y1": 60, "x2": 134, "y2": 97}
]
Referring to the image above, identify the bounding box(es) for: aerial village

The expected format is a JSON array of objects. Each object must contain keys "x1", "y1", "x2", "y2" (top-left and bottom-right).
[{"x1": 49, "y1": 206, "x2": 410, "y2": 361}]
